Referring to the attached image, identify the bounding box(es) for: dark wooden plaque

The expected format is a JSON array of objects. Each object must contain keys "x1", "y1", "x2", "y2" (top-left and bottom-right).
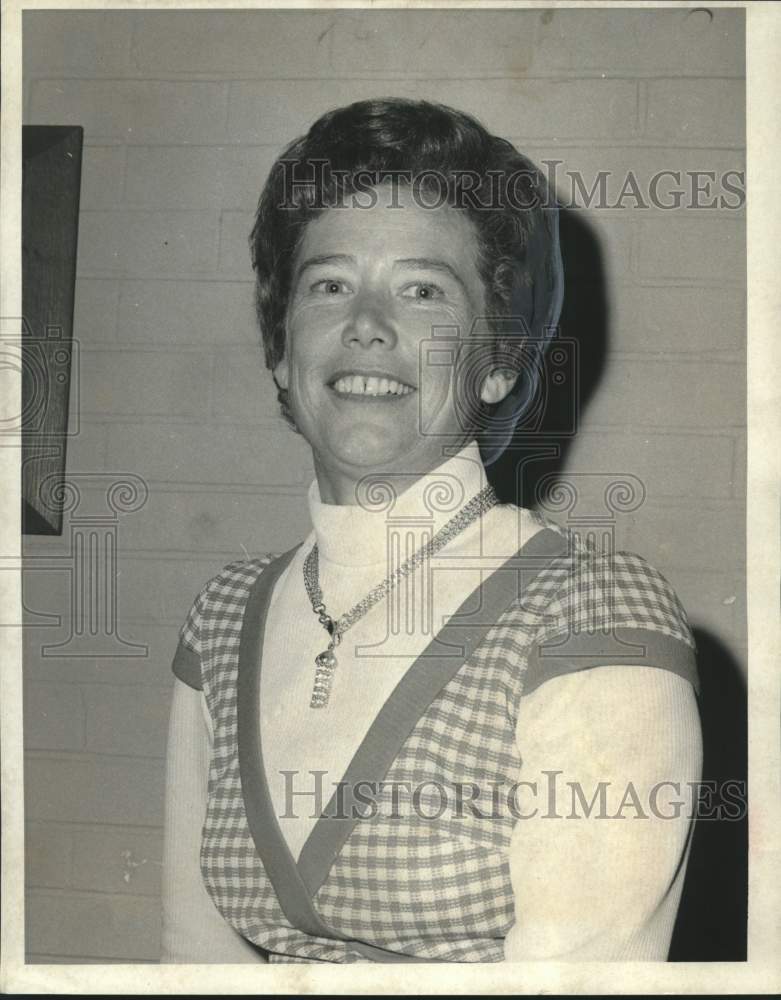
[{"x1": 22, "y1": 125, "x2": 83, "y2": 535}]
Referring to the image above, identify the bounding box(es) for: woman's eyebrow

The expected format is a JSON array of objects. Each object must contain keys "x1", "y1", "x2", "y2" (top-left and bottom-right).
[
  {"x1": 393, "y1": 257, "x2": 468, "y2": 294},
  {"x1": 294, "y1": 253, "x2": 356, "y2": 282}
]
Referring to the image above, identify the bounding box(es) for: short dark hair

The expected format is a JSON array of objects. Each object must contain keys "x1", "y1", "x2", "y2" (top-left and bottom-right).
[{"x1": 250, "y1": 97, "x2": 555, "y2": 428}]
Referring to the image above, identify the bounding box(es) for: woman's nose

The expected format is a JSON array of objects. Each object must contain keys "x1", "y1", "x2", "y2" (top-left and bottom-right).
[{"x1": 342, "y1": 292, "x2": 397, "y2": 350}]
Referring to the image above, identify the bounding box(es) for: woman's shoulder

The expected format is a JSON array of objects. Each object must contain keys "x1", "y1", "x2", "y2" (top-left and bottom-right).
[
  {"x1": 519, "y1": 510, "x2": 700, "y2": 696},
  {"x1": 197, "y1": 552, "x2": 280, "y2": 606},
  {"x1": 176, "y1": 553, "x2": 283, "y2": 647},
  {"x1": 528, "y1": 510, "x2": 691, "y2": 623},
  {"x1": 172, "y1": 552, "x2": 289, "y2": 691}
]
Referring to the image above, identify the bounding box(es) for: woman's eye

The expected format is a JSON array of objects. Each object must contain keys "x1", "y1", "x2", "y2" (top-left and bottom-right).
[
  {"x1": 401, "y1": 282, "x2": 444, "y2": 301},
  {"x1": 311, "y1": 279, "x2": 350, "y2": 295}
]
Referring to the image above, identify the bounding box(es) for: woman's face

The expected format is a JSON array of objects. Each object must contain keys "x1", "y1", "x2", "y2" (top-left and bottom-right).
[{"x1": 275, "y1": 185, "x2": 512, "y2": 502}]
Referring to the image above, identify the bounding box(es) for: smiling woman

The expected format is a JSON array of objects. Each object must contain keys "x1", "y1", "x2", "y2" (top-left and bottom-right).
[{"x1": 161, "y1": 98, "x2": 702, "y2": 964}]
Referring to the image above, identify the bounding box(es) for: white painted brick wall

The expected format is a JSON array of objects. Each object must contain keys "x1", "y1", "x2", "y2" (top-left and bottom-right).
[
  {"x1": 636, "y1": 217, "x2": 744, "y2": 281},
  {"x1": 78, "y1": 348, "x2": 213, "y2": 418},
  {"x1": 77, "y1": 210, "x2": 219, "y2": 276},
  {"x1": 26, "y1": 890, "x2": 161, "y2": 960},
  {"x1": 25, "y1": 755, "x2": 165, "y2": 826},
  {"x1": 117, "y1": 280, "x2": 257, "y2": 348},
  {"x1": 22, "y1": 7, "x2": 746, "y2": 962},
  {"x1": 29, "y1": 80, "x2": 231, "y2": 144},
  {"x1": 645, "y1": 79, "x2": 745, "y2": 146}
]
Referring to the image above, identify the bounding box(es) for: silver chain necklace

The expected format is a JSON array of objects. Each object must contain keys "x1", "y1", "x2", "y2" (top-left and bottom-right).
[{"x1": 302, "y1": 483, "x2": 499, "y2": 708}]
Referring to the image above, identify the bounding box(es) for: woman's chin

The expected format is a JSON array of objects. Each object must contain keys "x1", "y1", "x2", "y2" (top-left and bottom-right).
[
  {"x1": 317, "y1": 426, "x2": 414, "y2": 472},
  {"x1": 336, "y1": 437, "x2": 404, "y2": 470}
]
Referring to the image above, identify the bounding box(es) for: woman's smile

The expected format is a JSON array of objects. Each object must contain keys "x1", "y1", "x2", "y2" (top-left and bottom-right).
[{"x1": 329, "y1": 372, "x2": 417, "y2": 399}]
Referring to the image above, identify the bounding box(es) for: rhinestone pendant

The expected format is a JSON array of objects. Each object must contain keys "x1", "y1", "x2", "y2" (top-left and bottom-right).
[{"x1": 310, "y1": 648, "x2": 338, "y2": 709}]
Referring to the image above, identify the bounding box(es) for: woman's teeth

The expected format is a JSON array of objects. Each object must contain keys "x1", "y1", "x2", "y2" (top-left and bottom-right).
[{"x1": 333, "y1": 375, "x2": 413, "y2": 396}]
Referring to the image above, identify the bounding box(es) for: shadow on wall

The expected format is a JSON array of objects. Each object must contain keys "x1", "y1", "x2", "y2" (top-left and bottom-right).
[
  {"x1": 488, "y1": 206, "x2": 608, "y2": 507},
  {"x1": 670, "y1": 628, "x2": 748, "y2": 961}
]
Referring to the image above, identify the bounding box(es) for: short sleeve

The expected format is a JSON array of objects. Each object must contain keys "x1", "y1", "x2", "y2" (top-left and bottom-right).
[
  {"x1": 524, "y1": 549, "x2": 699, "y2": 697},
  {"x1": 171, "y1": 586, "x2": 207, "y2": 691}
]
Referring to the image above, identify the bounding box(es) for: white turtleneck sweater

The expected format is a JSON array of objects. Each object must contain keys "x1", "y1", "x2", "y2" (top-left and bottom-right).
[{"x1": 162, "y1": 442, "x2": 702, "y2": 963}]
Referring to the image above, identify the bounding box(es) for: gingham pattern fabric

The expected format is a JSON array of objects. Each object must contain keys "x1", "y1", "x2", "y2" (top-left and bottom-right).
[
  {"x1": 175, "y1": 518, "x2": 697, "y2": 963},
  {"x1": 310, "y1": 644, "x2": 529, "y2": 962},
  {"x1": 526, "y1": 520, "x2": 696, "y2": 662}
]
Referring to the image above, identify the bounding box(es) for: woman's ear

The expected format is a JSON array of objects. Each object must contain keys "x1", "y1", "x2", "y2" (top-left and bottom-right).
[
  {"x1": 272, "y1": 357, "x2": 289, "y2": 390},
  {"x1": 480, "y1": 369, "x2": 517, "y2": 405}
]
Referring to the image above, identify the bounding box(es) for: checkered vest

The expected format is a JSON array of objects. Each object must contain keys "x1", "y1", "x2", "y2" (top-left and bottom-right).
[{"x1": 173, "y1": 519, "x2": 697, "y2": 963}]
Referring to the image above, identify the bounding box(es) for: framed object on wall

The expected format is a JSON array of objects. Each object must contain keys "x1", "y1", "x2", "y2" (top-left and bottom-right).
[{"x1": 21, "y1": 124, "x2": 83, "y2": 535}]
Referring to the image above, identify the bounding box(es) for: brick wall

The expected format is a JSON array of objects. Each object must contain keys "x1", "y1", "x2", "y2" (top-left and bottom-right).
[{"x1": 22, "y1": 9, "x2": 745, "y2": 962}]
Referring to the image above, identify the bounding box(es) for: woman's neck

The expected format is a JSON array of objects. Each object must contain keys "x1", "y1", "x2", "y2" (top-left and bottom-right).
[
  {"x1": 312, "y1": 439, "x2": 479, "y2": 506},
  {"x1": 307, "y1": 440, "x2": 489, "y2": 568}
]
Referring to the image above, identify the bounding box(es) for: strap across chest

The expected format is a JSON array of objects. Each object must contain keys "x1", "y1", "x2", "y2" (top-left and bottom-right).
[{"x1": 233, "y1": 527, "x2": 569, "y2": 961}]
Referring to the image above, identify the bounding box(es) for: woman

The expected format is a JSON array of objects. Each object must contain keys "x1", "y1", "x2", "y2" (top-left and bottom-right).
[{"x1": 162, "y1": 99, "x2": 702, "y2": 963}]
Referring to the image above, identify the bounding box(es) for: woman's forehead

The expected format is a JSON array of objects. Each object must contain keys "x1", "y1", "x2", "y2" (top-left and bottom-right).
[{"x1": 297, "y1": 184, "x2": 480, "y2": 266}]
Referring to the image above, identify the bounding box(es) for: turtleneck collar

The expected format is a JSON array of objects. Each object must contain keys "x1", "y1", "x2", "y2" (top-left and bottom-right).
[{"x1": 307, "y1": 441, "x2": 489, "y2": 568}]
